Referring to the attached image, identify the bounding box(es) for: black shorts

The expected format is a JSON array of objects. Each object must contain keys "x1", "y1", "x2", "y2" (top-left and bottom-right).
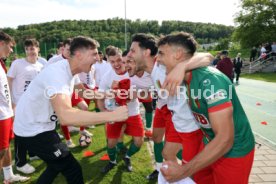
[{"x1": 15, "y1": 130, "x2": 70, "y2": 163}]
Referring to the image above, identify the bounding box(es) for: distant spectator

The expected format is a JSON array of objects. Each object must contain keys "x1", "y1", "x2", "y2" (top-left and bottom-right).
[
  {"x1": 250, "y1": 46, "x2": 257, "y2": 62},
  {"x1": 212, "y1": 51, "x2": 221, "y2": 66},
  {"x1": 233, "y1": 53, "x2": 243, "y2": 84},
  {"x1": 216, "y1": 50, "x2": 234, "y2": 82}
]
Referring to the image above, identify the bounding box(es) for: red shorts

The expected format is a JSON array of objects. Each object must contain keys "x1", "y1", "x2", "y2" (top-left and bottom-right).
[
  {"x1": 71, "y1": 92, "x2": 85, "y2": 107},
  {"x1": 153, "y1": 105, "x2": 170, "y2": 128},
  {"x1": 194, "y1": 142, "x2": 255, "y2": 184},
  {"x1": 0, "y1": 117, "x2": 14, "y2": 150},
  {"x1": 165, "y1": 120, "x2": 182, "y2": 143},
  {"x1": 107, "y1": 115, "x2": 144, "y2": 139},
  {"x1": 153, "y1": 105, "x2": 181, "y2": 143},
  {"x1": 178, "y1": 129, "x2": 203, "y2": 163},
  {"x1": 138, "y1": 92, "x2": 152, "y2": 103},
  {"x1": 82, "y1": 84, "x2": 98, "y2": 105}
]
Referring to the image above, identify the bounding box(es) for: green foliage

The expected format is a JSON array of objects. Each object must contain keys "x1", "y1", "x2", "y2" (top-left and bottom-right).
[
  {"x1": 233, "y1": 0, "x2": 276, "y2": 47},
  {"x1": 1, "y1": 18, "x2": 234, "y2": 57}
]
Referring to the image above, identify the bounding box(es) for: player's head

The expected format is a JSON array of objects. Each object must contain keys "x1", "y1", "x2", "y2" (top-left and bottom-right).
[
  {"x1": 106, "y1": 46, "x2": 125, "y2": 75},
  {"x1": 57, "y1": 42, "x2": 64, "y2": 55},
  {"x1": 0, "y1": 31, "x2": 15, "y2": 59},
  {"x1": 127, "y1": 33, "x2": 157, "y2": 74},
  {"x1": 157, "y1": 32, "x2": 197, "y2": 72},
  {"x1": 62, "y1": 38, "x2": 72, "y2": 59},
  {"x1": 98, "y1": 51, "x2": 104, "y2": 61},
  {"x1": 24, "y1": 39, "x2": 40, "y2": 60},
  {"x1": 70, "y1": 36, "x2": 99, "y2": 73}
]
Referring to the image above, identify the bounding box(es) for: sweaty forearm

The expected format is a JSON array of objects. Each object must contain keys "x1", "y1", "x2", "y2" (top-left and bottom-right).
[{"x1": 59, "y1": 108, "x2": 113, "y2": 126}]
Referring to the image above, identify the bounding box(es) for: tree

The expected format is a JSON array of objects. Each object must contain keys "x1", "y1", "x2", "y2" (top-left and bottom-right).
[{"x1": 233, "y1": 0, "x2": 276, "y2": 47}]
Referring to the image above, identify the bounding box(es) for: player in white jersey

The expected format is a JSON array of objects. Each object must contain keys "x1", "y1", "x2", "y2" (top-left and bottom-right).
[
  {"x1": 46, "y1": 38, "x2": 92, "y2": 147},
  {"x1": 0, "y1": 31, "x2": 30, "y2": 183},
  {"x1": 97, "y1": 46, "x2": 143, "y2": 174},
  {"x1": 94, "y1": 51, "x2": 112, "y2": 87},
  {"x1": 13, "y1": 36, "x2": 128, "y2": 184},
  {"x1": 126, "y1": 33, "x2": 213, "y2": 180},
  {"x1": 7, "y1": 39, "x2": 44, "y2": 175}
]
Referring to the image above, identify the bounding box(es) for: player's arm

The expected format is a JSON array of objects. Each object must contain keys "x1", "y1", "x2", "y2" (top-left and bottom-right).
[
  {"x1": 163, "y1": 52, "x2": 213, "y2": 95},
  {"x1": 51, "y1": 94, "x2": 128, "y2": 126},
  {"x1": 7, "y1": 76, "x2": 16, "y2": 109},
  {"x1": 161, "y1": 105, "x2": 234, "y2": 182}
]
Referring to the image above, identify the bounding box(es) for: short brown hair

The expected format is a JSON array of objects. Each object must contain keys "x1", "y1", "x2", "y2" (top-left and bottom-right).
[
  {"x1": 24, "y1": 39, "x2": 39, "y2": 48},
  {"x1": 70, "y1": 36, "x2": 99, "y2": 56},
  {"x1": 158, "y1": 32, "x2": 198, "y2": 55},
  {"x1": 105, "y1": 45, "x2": 122, "y2": 57},
  {"x1": 0, "y1": 31, "x2": 15, "y2": 45}
]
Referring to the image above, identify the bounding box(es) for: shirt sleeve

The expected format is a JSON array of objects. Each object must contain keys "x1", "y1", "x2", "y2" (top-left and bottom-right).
[{"x1": 199, "y1": 75, "x2": 232, "y2": 113}]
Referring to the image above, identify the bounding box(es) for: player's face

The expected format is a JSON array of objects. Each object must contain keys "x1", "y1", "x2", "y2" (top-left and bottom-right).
[
  {"x1": 25, "y1": 46, "x2": 39, "y2": 60},
  {"x1": 80, "y1": 48, "x2": 98, "y2": 73},
  {"x1": 125, "y1": 56, "x2": 137, "y2": 77},
  {"x1": 157, "y1": 44, "x2": 176, "y2": 73},
  {"x1": 63, "y1": 44, "x2": 70, "y2": 59},
  {"x1": 109, "y1": 54, "x2": 125, "y2": 75},
  {"x1": 57, "y1": 46, "x2": 64, "y2": 55},
  {"x1": 127, "y1": 42, "x2": 147, "y2": 73},
  {"x1": 0, "y1": 41, "x2": 14, "y2": 58}
]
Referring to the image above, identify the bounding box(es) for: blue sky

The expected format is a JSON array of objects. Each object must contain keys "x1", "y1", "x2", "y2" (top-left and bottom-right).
[{"x1": 0, "y1": 0, "x2": 241, "y2": 28}]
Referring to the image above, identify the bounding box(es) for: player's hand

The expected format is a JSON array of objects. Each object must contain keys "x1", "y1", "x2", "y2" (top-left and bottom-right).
[
  {"x1": 163, "y1": 62, "x2": 186, "y2": 96},
  {"x1": 111, "y1": 80, "x2": 119, "y2": 89},
  {"x1": 111, "y1": 106, "x2": 128, "y2": 122},
  {"x1": 160, "y1": 161, "x2": 186, "y2": 183}
]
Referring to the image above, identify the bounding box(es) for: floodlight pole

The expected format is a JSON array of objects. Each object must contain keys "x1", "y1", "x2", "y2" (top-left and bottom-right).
[{"x1": 124, "y1": 0, "x2": 127, "y2": 50}]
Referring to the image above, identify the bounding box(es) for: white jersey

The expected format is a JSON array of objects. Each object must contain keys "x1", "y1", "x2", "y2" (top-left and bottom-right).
[
  {"x1": 46, "y1": 56, "x2": 81, "y2": 85},
  {"x1": 167, "y1": 84, "x2": 200, "y2": 133},
  {"x1": 131, "y1": 72, "x2": 153, "y2": 89},
  {"x1": 151, "y1": 62, "x2": 167, "y2": 109},
  {"x1": 94, "y1": 60, "x2": 112, "y2": 87},
  {"x1": 7, "y1": 59, "x2": 44, "y2": 104},
  {"x1": 78, "y1": 65, "x2": 96, "y2": 89},
  {"x1": 46, "y1": 54, "x2": 64, "y2": 67},
  {"x1": 99, "y1": 69, "x2": 139, "y2": 116},
  {"x1": 0, "y1": 66, "x2": 13, "y2": 120},
  {"x1": 13, "y1": 60, "x2": 75, "y2": 137},
  {"x1": 38, "y1": 57, "x2": 47, "y2": 66}
]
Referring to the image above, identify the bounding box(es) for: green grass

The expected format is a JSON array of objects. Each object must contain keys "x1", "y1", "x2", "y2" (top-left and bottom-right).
[
  {"x1": 4, "y1": 125, "x2": 156, "y2": 184},
  {"x1": 241, "y1": 72, "x2": 276, "y2": 83}
]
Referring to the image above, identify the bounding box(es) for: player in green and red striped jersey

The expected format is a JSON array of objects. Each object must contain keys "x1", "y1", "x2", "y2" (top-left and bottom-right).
[{"x1": 159, "y1": 32, "x2": 255, "y2": 184}]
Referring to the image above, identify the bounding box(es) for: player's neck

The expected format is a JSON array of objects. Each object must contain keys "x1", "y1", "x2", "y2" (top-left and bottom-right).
[
  {"x1": 26, "y1": 57, "x2": 37, "y2": 64},
  {"x1": 145, "y1": 57, "x2": 155, "y2": 74}
]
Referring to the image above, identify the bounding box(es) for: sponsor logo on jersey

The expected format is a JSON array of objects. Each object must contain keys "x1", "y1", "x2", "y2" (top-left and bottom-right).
[{"x1": 206, "y1": 90, "x2": 227, "y2": 105}]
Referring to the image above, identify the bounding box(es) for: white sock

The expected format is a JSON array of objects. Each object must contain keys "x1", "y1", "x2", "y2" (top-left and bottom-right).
[
  {"x1": 3, "y1": 165, "x2": 14, "y2": 180},
  {"x1": 156, "y1": 162, "x2": 162, "y2": 172}
]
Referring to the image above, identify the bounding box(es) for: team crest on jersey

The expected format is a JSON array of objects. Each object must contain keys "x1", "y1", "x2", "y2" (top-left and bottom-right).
[
  {"x1": 202, "y1": 79, "x2": 211, "y2": 86},
  {"x1": 206, "y1": 90, "x2": 227, "y2": 105},
  {"x1": 193, "y1": 112, "x2": 212, "y2": 129}
]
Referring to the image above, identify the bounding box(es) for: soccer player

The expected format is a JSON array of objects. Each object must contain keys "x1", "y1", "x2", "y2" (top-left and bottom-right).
[
  {"x1": 0, "y1": 31, "x2": 30, "y2": 183},
  {"x1": 159, "y1": 32, "x2": 255, "y2": 184},
  {"x1": 13, "y1": 36, "x2": 128, "y2": 184},
  {"x1": 98, "y1": 46, "x2": 144, "y2": 173},
  {"x1": 7, "y1": 38, "x2": 44, "y2": 174},
  {"x1": 47, "y1": 38, "x2": 92, "y2": 147},
  {"x1": 126, "y1": 33, "x2": 212, "y2": 180}
]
